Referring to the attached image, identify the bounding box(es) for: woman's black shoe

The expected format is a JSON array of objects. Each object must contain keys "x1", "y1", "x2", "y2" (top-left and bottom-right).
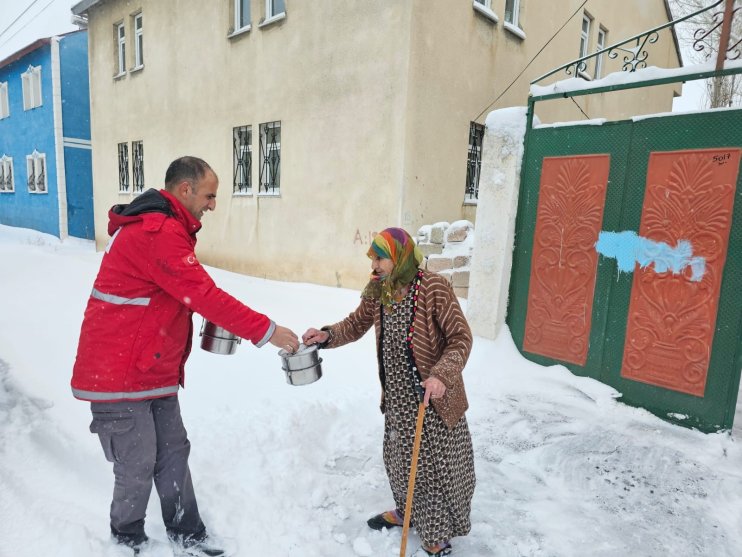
[{"x1": 366, "y1": 510, "x2": 404, "y2": 530}]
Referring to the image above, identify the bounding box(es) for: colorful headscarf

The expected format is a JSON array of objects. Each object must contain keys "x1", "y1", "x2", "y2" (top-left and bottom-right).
[{"x1": 362, "y1": 227, "x2": 424, "y2": 308}]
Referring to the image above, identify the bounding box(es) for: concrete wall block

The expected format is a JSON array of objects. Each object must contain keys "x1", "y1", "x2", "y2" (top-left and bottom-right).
[
  {"x1": 419, "y1": 242, "x2": 443, "y2": 257},
  {"x1": 452, "y1": 270, "x2": 470, "y2": 287},
  {"x1": 453, "y1": 255, "x2": 471, "y2": 268},
  {"x1": 430, "y1": 223, "x2": 449, "y2": 244},
  {"x1": 426, "y1": 255, "x2": 453, "y2": 273},
  {"x1": 454, "y1": 286, "x2": 469, "y2": 299},
  {"x1": 417, "y1": 225, "x2": 431, "y2": 243},
  {"x1": 446, "y1": 222, "x2": 472, "y2": 242}
]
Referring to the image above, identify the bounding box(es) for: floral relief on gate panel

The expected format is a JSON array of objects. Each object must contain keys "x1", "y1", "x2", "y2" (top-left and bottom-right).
[
  {"x1": 621, "y1": 149, "x2": 741, "y2": 396},
  {"x1": 523, "y1": 155, "x2": 611, "y2": 366}
]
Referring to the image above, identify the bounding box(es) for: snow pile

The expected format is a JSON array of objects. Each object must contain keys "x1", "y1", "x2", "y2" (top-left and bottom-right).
[
  {"x1": 417, "y1": 221, "x2": 474, "y2": 296},
  {"x1": 0, "y1": 224, "x2": 741, "y2": 557}
]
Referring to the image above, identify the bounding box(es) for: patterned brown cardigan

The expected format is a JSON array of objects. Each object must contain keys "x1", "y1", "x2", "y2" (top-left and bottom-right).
[{"x1": 323, "y1": 270, "x2": 473, "y2": 429}]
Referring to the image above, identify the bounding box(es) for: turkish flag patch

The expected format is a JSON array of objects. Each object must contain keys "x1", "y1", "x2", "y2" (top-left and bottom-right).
[{"x1": 182, "y1": 252, "x2": 198, "y2": 266}]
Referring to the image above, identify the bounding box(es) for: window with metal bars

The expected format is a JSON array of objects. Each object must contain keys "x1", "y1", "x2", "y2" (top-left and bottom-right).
[
  {"x1": 118, "y1": 142, "x2": 129, "y2": 192},
  {"x1": 132, "y1": 140, "x2": 144, "y2": 193},
  {"x1": 0, "y1": 156, "x2": 13, "y2": 192},
  {"x1": 465, "y1": 122, "x2": 484, "y2": 202},
  {"x1": 26, "y1": 150, "x2": 46, "y2": 193},
  {"x1": 233, "y1": 125, "x2": 252, "y2": 194},
  {"x1": 259, "y1": 121, "x2": 280, "y2": 195}
]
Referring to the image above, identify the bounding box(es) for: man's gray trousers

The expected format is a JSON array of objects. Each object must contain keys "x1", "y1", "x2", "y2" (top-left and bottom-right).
[{"x1": 90, "y1": 396, "x2": 205, "y2": 541}]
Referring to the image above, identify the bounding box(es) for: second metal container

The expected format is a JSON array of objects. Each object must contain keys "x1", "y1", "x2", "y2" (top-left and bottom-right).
[{"x1": 279, "y1": 343, "x2": 323, "y2": 386}]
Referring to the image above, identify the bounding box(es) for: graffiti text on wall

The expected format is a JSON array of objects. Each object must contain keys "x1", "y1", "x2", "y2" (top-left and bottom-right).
[{"x1": 354, "y1": 229, "x2": 378, "y2": 245}]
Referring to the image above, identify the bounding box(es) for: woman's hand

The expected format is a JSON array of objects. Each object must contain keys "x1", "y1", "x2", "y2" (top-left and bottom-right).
[
  {"x1": 302, "y1": 328, "x2": 330, "y2": 346},
  {"x1": 421, "y1": 376, "x2": 446, "y2": 407}
]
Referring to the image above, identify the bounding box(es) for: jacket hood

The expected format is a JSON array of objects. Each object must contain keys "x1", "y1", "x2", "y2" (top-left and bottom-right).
[
  {"x1": 107, "y1": 188, "x2": 201, "y2": 237},
  {"x1": 112, "y1": 188, "x2": 172, "y2": 218}
]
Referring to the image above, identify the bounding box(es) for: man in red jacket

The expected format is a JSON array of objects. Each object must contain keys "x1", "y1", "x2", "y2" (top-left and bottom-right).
[{"x1": 72, "y1": 156, "x2": 298, "y2": 557}]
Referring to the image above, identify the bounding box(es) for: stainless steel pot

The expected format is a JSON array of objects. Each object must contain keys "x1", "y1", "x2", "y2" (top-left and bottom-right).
[
  {"x1": 279, "y1": 343, "x2": 323, "y2": 386},
  {"x1": 200, "y1": 319, "x2": 241, "y2": 355}
]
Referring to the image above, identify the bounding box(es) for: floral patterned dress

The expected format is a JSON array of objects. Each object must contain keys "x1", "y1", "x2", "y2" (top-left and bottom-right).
[{"x1": 380, "y1": 287, "x2": 476, "y2": 547}]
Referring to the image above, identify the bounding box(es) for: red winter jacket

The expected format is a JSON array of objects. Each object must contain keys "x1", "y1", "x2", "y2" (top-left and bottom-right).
[{"x1": 71, "y1": 188, "x2": 275, "y2": 402}]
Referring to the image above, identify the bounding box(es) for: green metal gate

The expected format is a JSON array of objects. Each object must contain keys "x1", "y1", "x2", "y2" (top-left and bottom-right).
[
  {"x1": 506, "y1": 2, "x2": 742, "y2": 432},
  {"x1": 507, "y1": 110, "x2": 742, "y2": 433}
]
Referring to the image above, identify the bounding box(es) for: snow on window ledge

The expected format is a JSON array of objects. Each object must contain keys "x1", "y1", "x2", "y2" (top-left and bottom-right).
[
  {"x1": 463, "y1": 198, "x2": 479, "y2": 206},
  {"x1": 232, "y1": 191, "x2": 253, "y2": 197},
  {"x1": 503, "y1": 22, "x2": 526, "y2": 40},
  {"x1": 472, "y1": 2, "x2": 499, "y2": 24},
  {"x1": 256, "y1": 191, "x2": 281, "y2": 197},
  {"x1": 130, "y1": 65, "x2": 144, "y2": 73},
  {"x1": 113, "y1": 72, "x2": 126, "y2": 80}
]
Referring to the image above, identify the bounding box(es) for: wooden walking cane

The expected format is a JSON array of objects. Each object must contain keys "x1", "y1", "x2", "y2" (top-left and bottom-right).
[{"x1": 400, "y1": 400, "x2": 426, "y2": 557}]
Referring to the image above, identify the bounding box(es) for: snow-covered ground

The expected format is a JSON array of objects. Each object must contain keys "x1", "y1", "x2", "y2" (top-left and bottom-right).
[{"x1": 1, "y1": 224, "x2": 741, "y2": 557}]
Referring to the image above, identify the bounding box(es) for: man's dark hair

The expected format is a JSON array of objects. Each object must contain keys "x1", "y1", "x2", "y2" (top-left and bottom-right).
[{"x1": 164, "y1": 156, "x2": 215, "y2": 191}]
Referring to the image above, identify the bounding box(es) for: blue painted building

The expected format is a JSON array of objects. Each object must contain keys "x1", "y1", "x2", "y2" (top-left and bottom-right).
[{"x1": 0, "y1": 30, "x2": 94, "y2": 240}]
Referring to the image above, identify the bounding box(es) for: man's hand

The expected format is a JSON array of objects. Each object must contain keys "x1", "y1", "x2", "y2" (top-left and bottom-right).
[
  {"x1": 269, "y1": 325, "x2": 300, "y2": 353},
  {"x1": 302, "y1": 328, "x2": 329, "y2": 346},
  {"x1": 421, "y1": 376, "x2": 446, "y2": 407}
]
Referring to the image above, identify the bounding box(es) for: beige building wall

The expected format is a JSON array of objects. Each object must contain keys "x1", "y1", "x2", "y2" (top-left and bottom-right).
[
  {"x1": 402, "y1": 0, "x2": 681, "y2": 228},
  {"x1": 81, "y1": 0, "x2": 681, "y2": 291}
]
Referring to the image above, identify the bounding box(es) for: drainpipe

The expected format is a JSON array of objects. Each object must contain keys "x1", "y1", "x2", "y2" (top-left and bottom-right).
[{"x1": 51, "y1": 36, "x2": 68, "y2": 240}]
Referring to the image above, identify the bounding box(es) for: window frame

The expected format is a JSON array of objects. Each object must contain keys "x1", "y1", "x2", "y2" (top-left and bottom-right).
[
  {"x1": 595, "y1": 26, "x2": 607, "y2": 79},
  {"x1": 234, "y1": 0, "x2": 252, "y2": 33},
  {"x1": 133, "y1": 13, "x2": 144, "y2": 70},
  {"x1": 118, "y1": 142, "x2": 130, "y2": 193},
  {"x1": 504, "y1": 0, "x2": 521, "y2": 27},
  {"x1": 0, "y1": 155, "x2": 14, "y2": 193},
  {"x1": 258, "y1": 121, "x2": 281, "y2": 196},
  {"x1": 472, "y1": 0, "x2": 499, "y2": 24},
  {"x1": 132, "y1": 140, "x2": 144, "y2": 193},
  {"x1": 26, "y1": 151, "x2": 47, "y2": 194},
  {"x1": 115, "y1": 22, "x2": 126, "y2": 76},
  {"x1": 21, "y1": 65, "x2": 42, "y2": 110},
  {"x1": 261, "y1": 0, "x2": 286, "y2": 26},
  {"x1": 233, "y1": 125, "x2": 253, "y2": 195},
  {"x1": 578, "y1": 13, "x2": 593, "y2": 79},
  {"x1": 0, "y1": 82, "x2": 8, "y2": 119}
]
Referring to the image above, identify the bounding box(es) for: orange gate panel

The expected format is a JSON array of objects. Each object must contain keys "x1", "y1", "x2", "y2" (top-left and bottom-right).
[
  {"x1": 523, "y1": 155, "x2": 611, "y2": 365},
  {"x1": 621, "y1": 148, "x2": 741, "y2": 396}
]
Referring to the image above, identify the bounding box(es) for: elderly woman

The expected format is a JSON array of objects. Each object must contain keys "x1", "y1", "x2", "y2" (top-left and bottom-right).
[{"x1": 303, "y1": 227, "x2": 475, "y2": 556}]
